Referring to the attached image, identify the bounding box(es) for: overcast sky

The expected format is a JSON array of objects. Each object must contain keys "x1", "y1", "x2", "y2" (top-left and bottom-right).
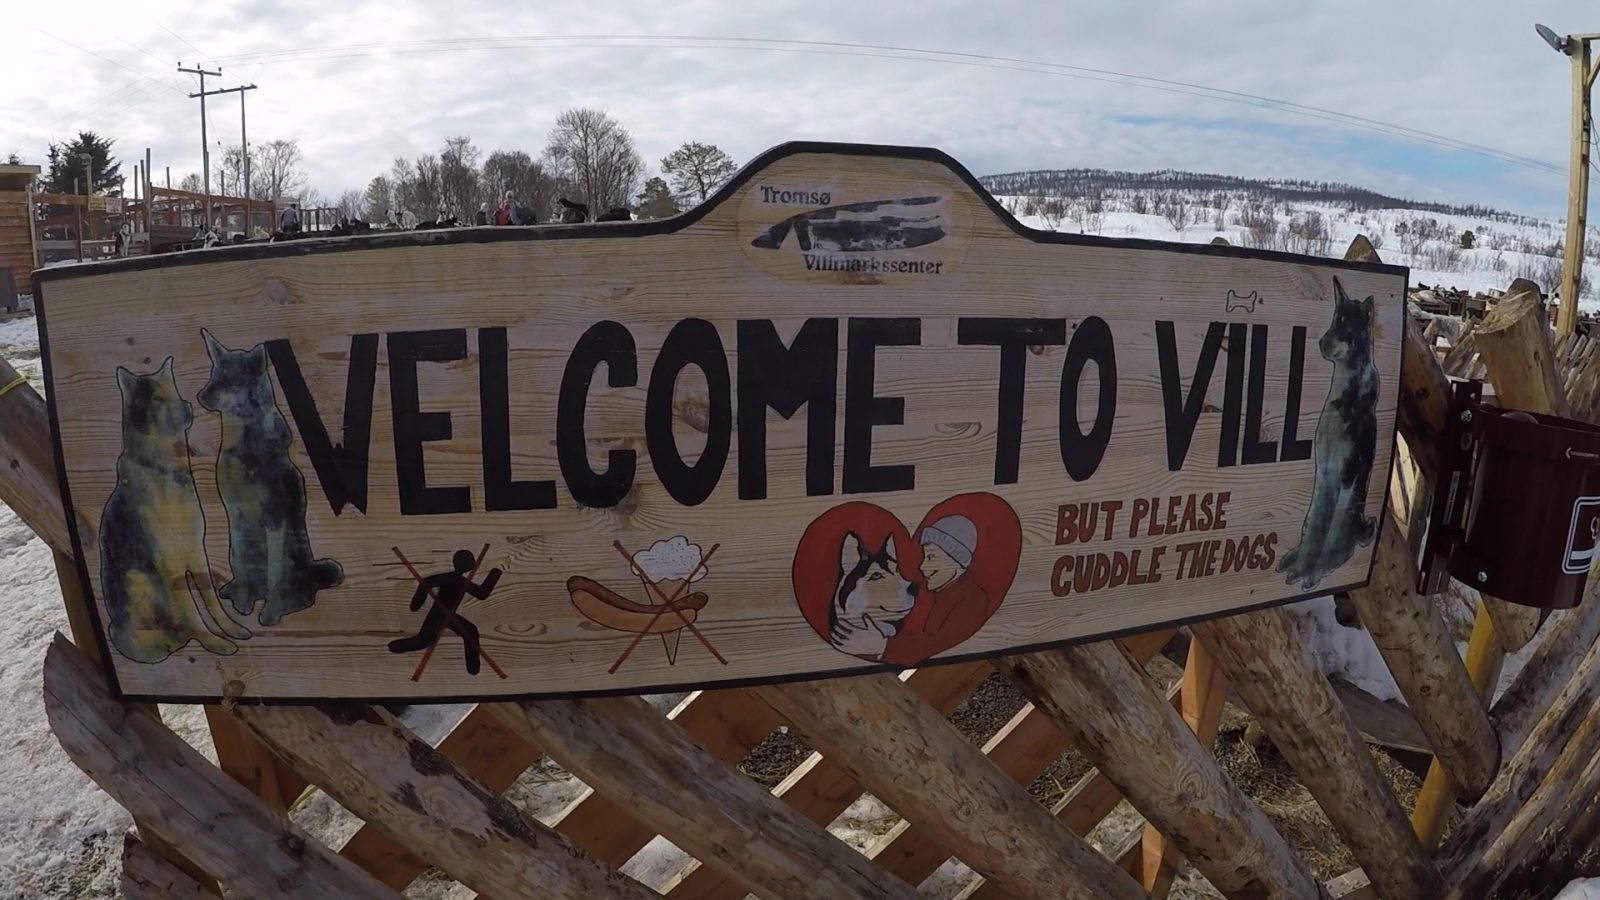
[{"x1": 2, "y1": 1, "x2": 1593, "y2": 218}]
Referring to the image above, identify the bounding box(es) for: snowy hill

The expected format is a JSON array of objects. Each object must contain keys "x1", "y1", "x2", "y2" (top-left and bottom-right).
[{"x1": 981, "y1": 168, "x2": 1599, "y2": 310}]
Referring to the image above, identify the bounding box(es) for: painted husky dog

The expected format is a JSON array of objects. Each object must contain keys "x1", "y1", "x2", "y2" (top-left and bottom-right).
[
  {"x1": 1278, "y1": 277, "x2": 1380, "y2": 589},
  {"x1": 197, "y1": 329, "x2": 342, "y2": 625},
  {"x1": 100, "y1": 358, "x2": 251, "y2": 662},
  {"x1": 828, "y1": 532, "x2": 919, "y2": 660}
]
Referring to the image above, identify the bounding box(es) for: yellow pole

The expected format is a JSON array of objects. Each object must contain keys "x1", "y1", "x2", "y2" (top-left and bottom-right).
[{"x1": 1412, "y1": 603, "x2": 1505, "y2": 845}]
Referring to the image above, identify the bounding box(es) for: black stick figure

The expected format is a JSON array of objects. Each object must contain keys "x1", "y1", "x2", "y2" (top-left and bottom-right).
[{"x1": 388, "y1": 549, "x2": 503, "y2": 675}]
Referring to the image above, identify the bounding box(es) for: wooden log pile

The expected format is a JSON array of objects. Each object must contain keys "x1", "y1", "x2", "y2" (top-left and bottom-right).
[{"x1": 11, "y1": 235, "x2": 1600, "y2": 899}]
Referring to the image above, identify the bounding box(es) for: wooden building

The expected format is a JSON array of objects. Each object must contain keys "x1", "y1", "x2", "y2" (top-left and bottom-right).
[{"x1": 0, "y1": 163, "x2": 40, "y2": 309}]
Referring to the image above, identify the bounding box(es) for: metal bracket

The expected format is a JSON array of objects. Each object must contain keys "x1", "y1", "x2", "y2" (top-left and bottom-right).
[{"x1": 1418, "y1": 380, "x2": 1483, "y2": 595}]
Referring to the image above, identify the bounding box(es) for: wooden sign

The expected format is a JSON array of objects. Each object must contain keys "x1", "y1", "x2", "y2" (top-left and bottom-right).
[{"x1": 35, "y1": 143, "x2": 1406, "y2": 702}]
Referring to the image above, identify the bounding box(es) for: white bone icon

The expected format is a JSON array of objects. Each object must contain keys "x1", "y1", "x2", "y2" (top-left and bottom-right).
[{"x1": 1225, "y1": 290, "x2": 1261, "y2": 313}]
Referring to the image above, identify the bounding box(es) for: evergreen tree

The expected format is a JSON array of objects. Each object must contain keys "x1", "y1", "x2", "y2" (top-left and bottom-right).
[
  {"x1": 45, "y1": 132, "x2": 123, "y2": 194},
  {"x1": 635, "y1": 177, "x2": 681, "y2": 219}
]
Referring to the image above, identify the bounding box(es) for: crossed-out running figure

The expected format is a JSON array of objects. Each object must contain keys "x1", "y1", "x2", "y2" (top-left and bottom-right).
[{"x1": 388, "y1": 549, "x2": 503, "y2": 675}]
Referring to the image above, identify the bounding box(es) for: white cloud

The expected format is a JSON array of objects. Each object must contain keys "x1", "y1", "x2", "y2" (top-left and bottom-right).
[{"x1": 3, "y1": 0, "x2": 1590, "y2": 217}]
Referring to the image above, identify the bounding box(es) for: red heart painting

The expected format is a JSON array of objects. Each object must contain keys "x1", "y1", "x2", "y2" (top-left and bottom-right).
[{"x1": 792, "y1": 492, "x2": 1022, "y2": 666}]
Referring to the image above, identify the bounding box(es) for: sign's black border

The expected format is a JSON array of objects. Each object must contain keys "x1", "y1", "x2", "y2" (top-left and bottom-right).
[{"x1": 33, "y1": 140, "x2": 1408, "y2": 705}]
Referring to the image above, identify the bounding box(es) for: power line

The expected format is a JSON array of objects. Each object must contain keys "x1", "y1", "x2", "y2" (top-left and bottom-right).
[
  {"x1": 212, "y1": 33, "x2": 1568, "y2": 176},
  {"x1": 34, "y1": 28, "x2": 189, "y2": 96},
  {"x1": 161, "y1": 24, "x2": 216, "y2": 66}
]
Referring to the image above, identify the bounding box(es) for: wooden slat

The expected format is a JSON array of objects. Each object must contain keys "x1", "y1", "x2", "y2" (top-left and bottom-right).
[
  {"x1": 997, "y1": 641, "x2": 1325, "y2": 899},
  {"x1": 41, "y1": 634, "x2": 399, "y2": 900},
  {"x1": 1137, "y1": 640, "x2": 1230, "y2": 897},
  {"x1": 662, "y1": 661, "x2": 989, "y2": 899},
  {"x1": 1345, "y1": 511, "x2": 1498, "y2": 799},
  {"x1": 859, "y1": 629, "x2": 1174, "y2": 887},
  {"x1": 752, "y1": 674, "x2": 1148, "y2": 900},
  {"x1": 506, "y1": 696, "x2": 917, "y2": 900},
  {"x1": 119, "y1": 834, "x2": 215, "y2": 900},
  {"x1": 1192, "y1": 611, "x2": 1445, "y2": 899},
  {"x1": 233, "y1": 700, "x2": 657, "y2": 900},
  {"x1": 338, "y1": 702, "x2": 545, "y2": 889},
  {"x1": 556, "y1": 687, "x2": 782, "y2": 866}
]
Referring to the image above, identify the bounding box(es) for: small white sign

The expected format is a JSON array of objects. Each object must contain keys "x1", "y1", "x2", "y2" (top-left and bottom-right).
[{"x1": 1563, "y1": 496, "x2": 1600, "y2": 574}]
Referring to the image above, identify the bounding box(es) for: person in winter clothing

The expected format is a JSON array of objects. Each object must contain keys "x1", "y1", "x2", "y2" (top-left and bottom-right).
[
  {"x1": 879, "y1": 515, "x2": 990, "y2": 666},
  {"x1": 474, "y1": 203, "x2": 489, "y2": 226},
  {"x1": 277, "y1": 203, "x2": 300, "y2": 235},
  {"x1": 495, "y1": 192, "x2": 513, "y2": 226}
]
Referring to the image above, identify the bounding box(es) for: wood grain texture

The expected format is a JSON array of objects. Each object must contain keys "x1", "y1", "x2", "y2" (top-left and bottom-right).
[
  {"x1": 38, "y1": 145, "x2": 1404, "y2": 701},
  {"x1": 41, "y1": 633, "x2": 399, "y2": 900},
  {"x1": 752, "y1": 673, "x2": 1148, "y2": 900},
  {"x1": 1137, "y1": 639, "x2": 1230, "y2": 897},
  {"x1": 662, "y1": 661, "x2": 988, "y2": 899},
  {"x1": 1471, "y1": 279, "x2": 1561, "y2": 650},
  {"x1": 0, "y1": 354, "x2": 70, "y2": 552},
  {"x1": 232, "y1": 700, "x2": 656, "y2": 900},
  {"x1": 997, "y1": 641, "x2": 1325, "y2": 900},
  {"x1": 556, "y1": 687, "x2": 781, "y2": 868},
  {"x1": 338, "y1": 701, "x2": 545, "y2": 889},
  {"x1": 506, "y1": 694, "x2": 917, "y2": 900},
  {"x1": 1345, "y1": 511, "x2": 1498, "y2": 799},
  {"x1": 1191, "y1": 611, "x2": 1445, "y2": 900},
  {"x1": 856, "y1": 630, "x2": 1172, "y2": 889},
  {"x1": 1492, "y1": 587, "x2": 1600, "y2": 758},
  {"x1": 1440, "y1": 631, "x2": 1600, "y2": 885},
  {"x1": 204, "y1": 705, "x2": 305, "y2": 810},
  {"x1": 119, "y1": 834, "x2": 215, "y2": 900}
]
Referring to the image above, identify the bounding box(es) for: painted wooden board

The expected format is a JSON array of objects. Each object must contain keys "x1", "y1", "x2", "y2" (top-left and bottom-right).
[{"x1": 35, "y1": 142, "x2": 1405, "y2": 702}]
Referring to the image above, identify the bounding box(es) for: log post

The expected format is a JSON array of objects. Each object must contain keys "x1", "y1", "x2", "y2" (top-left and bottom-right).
[
  {"x1": 337, "y1": 702, "x2": 545, "y2": 889},
  {"x1": 1492, "y1": 585, "x2": 1600, "y2": 757},
  {"x1": 1470, "y1": 279, "x2": 1563, "y2": 651},
  {"x1": 1410, "y1": 602, "x2": 1502, "y2": 846},
  {"x1": 42, "y1": 635, "x2": 400, "y2": 900},
  {"x1": 1191, "y1": 611, "x2": 1445, "y2": 899},
  {"x1": 1345, "y1": 513, "x2": 1498, "y2": 800},
  {"x1": 0, "y1": 355, "x2": 70, "y2": 551},
  {"x1": 233, "y1": 700, "x2": 660, "y2": 900},
  {"x1": 1136, "y1": 639, "x2": 1229, "y2": 897},
  {"x1": 753, "y1": 674, "x2": 1149, "y2": 900},
  {"x1": 120, "y1": 835, "x2": 213, "y2": 900},
  {"x1": 1443, "y1": 679, "x2": 1600, "y2": 898},
  {"x1": 662, "y1": 663, "x2": 989, "y2": 900},
  {"x1": 996, "y1": 641, "x2": 1327, "y2": 899},
  {"x1": 504, "y1": 695, "x2": 918, "y2": 900},
  {"x1": 1438, "y1": 632, "x2": 1600, "y2": 884}
]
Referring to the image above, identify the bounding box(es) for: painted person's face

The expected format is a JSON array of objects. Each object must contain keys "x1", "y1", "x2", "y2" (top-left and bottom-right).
[{"x1": 920, "y1": 542, "x2": 964, "y2": 592}]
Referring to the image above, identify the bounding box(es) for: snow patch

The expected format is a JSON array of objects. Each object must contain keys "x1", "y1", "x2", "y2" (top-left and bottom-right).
[
  {"x1": 1557, "y1": 880, "x2": 1600, "y2": 899},
  {"x1": 1284, "y1": 596, "x2": 1402, "y2": 702}
]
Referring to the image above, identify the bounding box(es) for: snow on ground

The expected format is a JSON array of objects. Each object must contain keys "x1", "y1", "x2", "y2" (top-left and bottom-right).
[{"x1": 1559, "y1": 880, "x2": 1600, "y2": 899}]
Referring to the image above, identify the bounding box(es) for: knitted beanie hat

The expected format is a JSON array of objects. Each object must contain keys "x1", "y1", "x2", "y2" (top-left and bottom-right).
[{"x1": 920, "y1": 515, "x2": 977, "y2": 568}]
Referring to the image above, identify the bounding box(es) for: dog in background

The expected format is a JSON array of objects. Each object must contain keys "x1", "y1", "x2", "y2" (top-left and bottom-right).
[
  {"x1": 100, "y1": 357, "x2": 251, "y2": 662},
  {"x1": 198, "y1": 330, "x2": 343, "y2": 625},
  {"x1": 828, "y1": 532, "x2": 919, "y2": 660}
]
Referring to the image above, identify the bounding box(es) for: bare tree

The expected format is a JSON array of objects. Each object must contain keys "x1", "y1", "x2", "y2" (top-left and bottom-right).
[
  {"x1": 544, "y1": 108, "x2": 643, "y2": 213},
  {"x1": 179, "y1": 172, "x2": 201, "y2": 193},
  {"x1": 438, "y1": 136, "x2": 481, "y2": 221},
  {"x1": 252, "y1": 138, "x2": 307, "y2": 201},
  {"x1": 391, "y1": 155, "x2": 442, "y2": 220},
  {"x1": 335, "y1": 189, "x2": 363, "y2": 221},
  {"x1": 1163, "y1": 197, "x2": 1191, "y2": 234},
  {"x1": 660, "y1": 141, "x2": 738, "y2": 204},
  {"x1": 481, "y1": 149, "x2": 561, "y2": 221}
]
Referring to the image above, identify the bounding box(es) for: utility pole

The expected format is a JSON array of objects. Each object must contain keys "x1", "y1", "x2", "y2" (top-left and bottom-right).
[
  {"x1": 1537, "y1": 25, "x2": 1599, "y2": 335},
  {"x1": 179, "y1": 62, "x2": 222, "y2": 226},
  {"x1": 200, "y1": 84, "x2": 259, "y2": 230}
]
